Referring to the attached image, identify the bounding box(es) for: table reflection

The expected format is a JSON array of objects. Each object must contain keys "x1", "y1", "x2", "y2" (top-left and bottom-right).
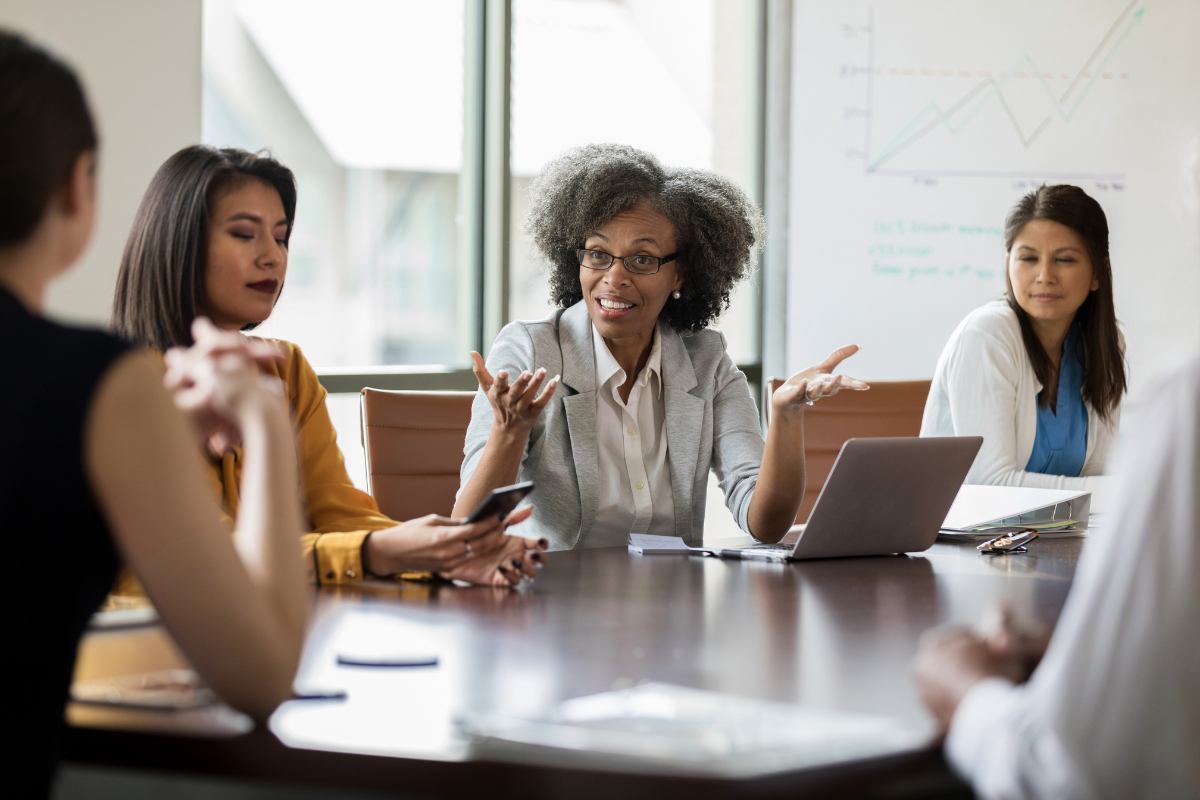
[
  {"x1": 81, "y1": 541, "x2": 1081, "y2": 766},
  {"x1": 274, "y1": 549, "x2": 950, "y2": 755}
]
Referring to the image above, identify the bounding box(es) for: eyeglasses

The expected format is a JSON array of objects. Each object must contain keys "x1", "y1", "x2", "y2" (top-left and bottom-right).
[{"x1": 577, "y1": 248, "x2": 680, "y2": 275}]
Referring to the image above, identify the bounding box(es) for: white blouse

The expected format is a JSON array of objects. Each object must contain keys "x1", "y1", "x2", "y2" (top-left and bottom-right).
[
  {"x1": 920, "y1": 300, "x2": 1119, "y2": 490},
  {"x1": 945, "y1": 351, "x2": 1200, "y2": 799},
  {"x1": 584, "y1": 323, "x2": 675, "y2": 547}
]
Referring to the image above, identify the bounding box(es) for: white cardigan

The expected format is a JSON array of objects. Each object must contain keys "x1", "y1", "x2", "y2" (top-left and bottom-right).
[{"x1": 920, "y1": 300, "x2": 1119, "y2": 490}]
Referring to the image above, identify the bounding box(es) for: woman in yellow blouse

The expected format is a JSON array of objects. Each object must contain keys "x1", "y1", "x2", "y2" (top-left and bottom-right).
[{"x1": 112, "y1": 145, "x2": 544, "y2": 588}]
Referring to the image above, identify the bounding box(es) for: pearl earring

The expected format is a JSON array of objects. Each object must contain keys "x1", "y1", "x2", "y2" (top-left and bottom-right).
[{"x1": 672, "y1": 290, "x2": 681, "y2": 299}]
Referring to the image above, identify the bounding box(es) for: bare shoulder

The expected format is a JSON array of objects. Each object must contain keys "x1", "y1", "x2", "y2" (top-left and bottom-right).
[
  {"x1": 89, "y1": 348, "x2": 172, "y2": 413},
  {"x1": 85, "y1": 348, "x2": 189, "y2": 460}
]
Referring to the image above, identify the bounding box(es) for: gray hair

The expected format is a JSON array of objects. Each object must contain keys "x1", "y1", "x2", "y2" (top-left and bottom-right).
[{"x1": 524, "y1": 143, "x2": 764, "y2": 333}]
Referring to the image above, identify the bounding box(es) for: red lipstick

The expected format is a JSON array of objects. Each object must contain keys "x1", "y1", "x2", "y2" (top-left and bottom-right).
[{"x1": 247, "y1": 279, "x2": 279, "y2": 294}]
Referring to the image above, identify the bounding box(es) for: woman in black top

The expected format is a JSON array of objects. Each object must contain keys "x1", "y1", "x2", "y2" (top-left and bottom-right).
[{"x1": 0, "y1": 31, "x2": 318, "y2": 797}]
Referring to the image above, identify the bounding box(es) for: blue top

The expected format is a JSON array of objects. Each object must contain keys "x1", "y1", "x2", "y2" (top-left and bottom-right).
[{"x1": 1026, "y1": 324, "x2": 1089, "y2": 476}]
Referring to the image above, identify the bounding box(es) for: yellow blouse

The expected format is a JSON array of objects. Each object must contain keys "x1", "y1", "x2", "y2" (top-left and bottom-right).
[{"x1": 113, "y1": 339, "x2": 404, "y2": 596}]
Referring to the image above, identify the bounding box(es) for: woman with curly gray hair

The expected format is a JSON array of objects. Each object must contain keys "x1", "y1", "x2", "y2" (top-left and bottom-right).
[{"x1": 453, "y1": 144, "x2": 866, "y2": 549}]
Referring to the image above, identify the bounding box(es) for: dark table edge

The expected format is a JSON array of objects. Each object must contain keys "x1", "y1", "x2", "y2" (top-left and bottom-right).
[{"x1": 63, "y1": 724, "x2": 973, "y2": 799}]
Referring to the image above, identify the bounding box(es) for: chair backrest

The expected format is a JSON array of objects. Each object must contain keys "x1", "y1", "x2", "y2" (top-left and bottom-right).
[
  {"x1": 359, "y1": 389, "x2": 476, "y2": 521},
  {"x1": 764, "y1": 378, "x2": 932, "y2": 524}
]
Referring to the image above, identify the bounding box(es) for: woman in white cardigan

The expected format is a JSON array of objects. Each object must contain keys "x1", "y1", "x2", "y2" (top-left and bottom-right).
[{"x1": 921, "y1": 185, "x2": 1126, "y2": 490}]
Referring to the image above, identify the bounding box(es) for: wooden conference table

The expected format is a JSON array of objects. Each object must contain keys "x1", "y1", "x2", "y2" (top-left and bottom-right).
[{"x1": 65, "y1": 537, "x2": 1085, "y2": 799}]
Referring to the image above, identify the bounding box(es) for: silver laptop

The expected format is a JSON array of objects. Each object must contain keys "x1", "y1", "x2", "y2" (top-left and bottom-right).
[{"x1": 724, "y1": 436, "x2": 983, "y2": 561}]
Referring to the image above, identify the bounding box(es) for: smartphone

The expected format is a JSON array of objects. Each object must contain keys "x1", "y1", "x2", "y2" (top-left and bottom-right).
[{"x1": 464, "y1": 481, "x2": 534, "y2": 524}]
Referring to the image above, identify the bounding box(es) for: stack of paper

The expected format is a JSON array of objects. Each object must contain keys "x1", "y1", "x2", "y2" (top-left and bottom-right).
[
  {"x1": 940, "y1": 485, "x2": 1091, "y2": 540},
  {"x1": 627, "y1": 534, "x2": 713, "y2": 555}
]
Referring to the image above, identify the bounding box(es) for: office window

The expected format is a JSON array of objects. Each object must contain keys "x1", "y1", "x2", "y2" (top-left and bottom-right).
[
  {"x1": 508, "y1": 0, "x2": 763, "y2": 365},
  {"x1": 202, "y1": 0, "x2": 763, "y2": 379},
  {"x1": 202, "y1": 0, "x2": 474, "y2": 368}
]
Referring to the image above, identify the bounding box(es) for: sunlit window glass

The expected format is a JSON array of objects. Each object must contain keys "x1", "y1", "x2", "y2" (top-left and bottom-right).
[
  {"x1": 202, "y1": 0, "x2": 473, "y2": 368},
  {"x1": 508, "y1": 0, "x2": 762, "y2": 365}
]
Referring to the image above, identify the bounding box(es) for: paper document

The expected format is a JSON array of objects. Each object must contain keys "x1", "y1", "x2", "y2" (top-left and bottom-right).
[
  {"x1": 941, "y1": 485, "x2": 1090, "y2": 538},
  {"x1": 628, "y1": 534, "x2": 712, "y2": 555},
  {"x1": 71, "y1": 669, "x2": 215, "y2": 709},
  {"x1": 462, "y1": 682, "x2": 928, "y2": 777}
]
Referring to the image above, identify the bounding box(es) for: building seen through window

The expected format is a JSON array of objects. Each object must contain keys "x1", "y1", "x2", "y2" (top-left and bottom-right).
[
  {"x1": 510, "y1": 0, "x2": 763, "y2": 366},
  {"x1": 203, "y1": 0, "x2": 762, "y2": 370}
]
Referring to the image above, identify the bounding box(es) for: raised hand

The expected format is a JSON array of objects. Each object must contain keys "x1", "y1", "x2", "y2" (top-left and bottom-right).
[
  {"x1": 772, "y1": 344, "x2": 870, "y2": 421},
  {"x1": 470, "y1": 350, "x2": 559, "y2": 434},
  {"x1": 163, "y1": 318, "x2": 286, "y2": 455}
]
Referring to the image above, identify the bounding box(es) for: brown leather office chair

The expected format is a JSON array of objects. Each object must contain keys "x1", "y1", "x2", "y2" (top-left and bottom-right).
[
  {"x1": 359, "y1": 389, "x2": 476, "y2": 521},
  {"x1": 764, "y1": 378, "x2": 932, "y2": 524}
]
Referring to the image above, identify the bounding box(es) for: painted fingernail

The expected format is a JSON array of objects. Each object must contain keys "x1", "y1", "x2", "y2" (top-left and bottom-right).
[
  {"x1": 531, "y1": 552, "x2": 542, "y2": 562},
  {"x1": 538, "y1": 538, "x2": 548, "y2": 548},
  {"x1": 498, "y1": 565, "x2": 508, "y2": 574},
  {"x1": 512, "y1": 559, "x2": 523, "y2": 569}
]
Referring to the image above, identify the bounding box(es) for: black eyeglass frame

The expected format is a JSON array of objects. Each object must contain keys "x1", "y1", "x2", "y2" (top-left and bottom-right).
[{"x1": 576, "y1": 248, "x2": 681, "y2": 275}]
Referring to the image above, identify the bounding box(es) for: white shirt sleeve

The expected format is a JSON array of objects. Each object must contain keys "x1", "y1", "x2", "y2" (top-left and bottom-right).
[
  {"x1": 938, "y1": 323, "x2": 1095, "y2": 490},
  {"x1": 944, "y1": 352, "x2": 1200, "y2": 800},
  {"x1": 946, "y1": 679, "x2": 1089, "y2": 800}
]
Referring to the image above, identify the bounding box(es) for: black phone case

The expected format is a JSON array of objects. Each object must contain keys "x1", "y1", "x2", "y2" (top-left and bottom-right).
[{"x1": 465, "y1": 481, "x2": 534, "y2": 523}]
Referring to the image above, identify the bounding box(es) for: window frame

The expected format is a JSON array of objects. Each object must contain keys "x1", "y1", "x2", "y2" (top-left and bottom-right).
[{"x1": 315, "y1": 0, "x2": 776, "y2": 399}]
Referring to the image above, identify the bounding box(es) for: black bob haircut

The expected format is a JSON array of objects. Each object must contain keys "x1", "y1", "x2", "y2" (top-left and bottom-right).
[{"x1": 112, "y1": 145, "x2": 297, "y2": 349}]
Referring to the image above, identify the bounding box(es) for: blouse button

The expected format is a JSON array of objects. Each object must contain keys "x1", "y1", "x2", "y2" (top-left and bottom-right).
[
  {"x1": 627, "y1": 427, "x2": 636, "y2": 435},
  {"x1": 345, "y1": 570, "x2": 356, "y2": 579},
  {"x1": 636, "y1": 482, "x2": 645, "y2": 490}
]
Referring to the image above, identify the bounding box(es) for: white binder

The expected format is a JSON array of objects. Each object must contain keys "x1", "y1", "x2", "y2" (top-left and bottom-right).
[{"x1": 941, "y1": 484, "x2": 1091, "y2": 537}]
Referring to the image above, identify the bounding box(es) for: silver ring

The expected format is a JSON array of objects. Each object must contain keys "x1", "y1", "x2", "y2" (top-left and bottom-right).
[
  {"x1": 464, "y1": 540, "x2": 474, "y2": 558},
  {"x1": 803, "y1": 386, "x2": 817, "y2": 406}
]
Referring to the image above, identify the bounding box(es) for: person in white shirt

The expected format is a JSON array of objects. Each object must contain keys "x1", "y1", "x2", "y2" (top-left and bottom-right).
[
  {"x1": 921, "y1": 185, "x2": 1126, "y2": 490},
  {"x1": 453, "y1": 144, "x2": 867, "y2": 549},
  {"x1": 914, "y1": 350, "x2": 1200, "y2": 799}
]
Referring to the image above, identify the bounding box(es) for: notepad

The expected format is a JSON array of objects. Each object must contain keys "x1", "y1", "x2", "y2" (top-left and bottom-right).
[
  {"x1": 627, "y1": 534, "x2": 713, "y2": 555},
  {"x1": 940, "y1": 485, "x2": 1091, "y2": 539}
]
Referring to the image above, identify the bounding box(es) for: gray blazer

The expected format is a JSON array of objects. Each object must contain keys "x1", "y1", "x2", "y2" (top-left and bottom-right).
[{"x1": 460, "y1": 301, "x2": 765, "y2": 549}]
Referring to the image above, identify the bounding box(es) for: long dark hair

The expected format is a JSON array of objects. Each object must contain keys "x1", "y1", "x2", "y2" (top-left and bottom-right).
[
  {"x1": 1003, "y1": 185, "x2": 1125, "y2": 421},
  {"x1": 0, "y1": 30, "x2": 97, "y2": 246},
  {"x1": 112, "y1": 146, "x2": 297, "y2": 349}
]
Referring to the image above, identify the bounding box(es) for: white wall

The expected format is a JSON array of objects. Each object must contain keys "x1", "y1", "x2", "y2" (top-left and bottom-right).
[
  {"x1": 0, "y1": 0, "x2": 202, "y2": 326},
  {"x1": 787, "y1": 0, "x2": 1200, "y2": 409}
]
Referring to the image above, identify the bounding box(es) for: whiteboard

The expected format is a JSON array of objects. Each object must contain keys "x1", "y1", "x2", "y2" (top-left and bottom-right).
[{"x1": 787, "y1": 0, "x2": 1200, "y2": 400}]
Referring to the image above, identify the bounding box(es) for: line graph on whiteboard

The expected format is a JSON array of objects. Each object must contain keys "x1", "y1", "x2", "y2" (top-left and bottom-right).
[{"x1": 841, "y1": 0, "x2": 1145, "y2": 181}]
